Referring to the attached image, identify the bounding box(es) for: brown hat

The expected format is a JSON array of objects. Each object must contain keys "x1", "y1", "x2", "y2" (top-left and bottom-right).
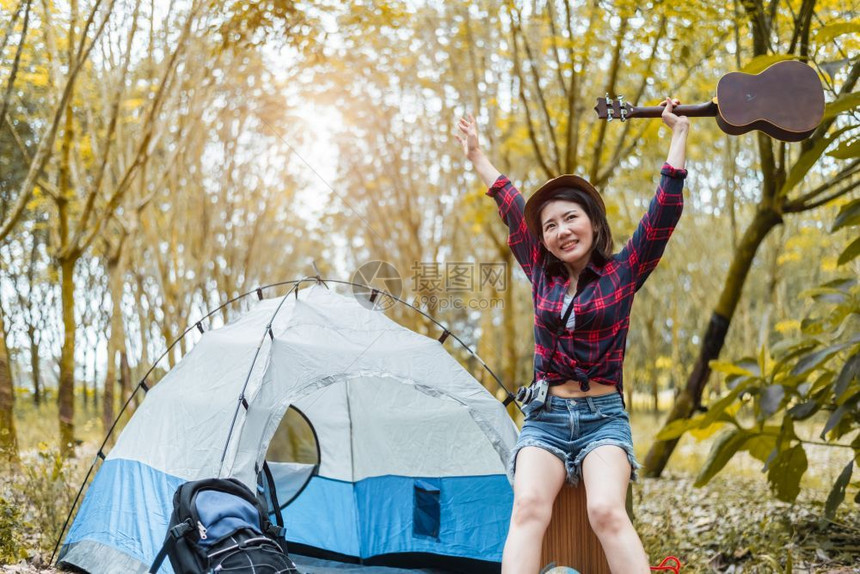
[{"x1": 524, "y1": 174, "x2": 605, "y2": 237}]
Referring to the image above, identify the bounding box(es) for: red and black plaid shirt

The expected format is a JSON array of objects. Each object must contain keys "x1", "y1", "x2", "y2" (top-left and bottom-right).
[{"x1": 487, "y1": 163, "x2": 687, "y2": 391}]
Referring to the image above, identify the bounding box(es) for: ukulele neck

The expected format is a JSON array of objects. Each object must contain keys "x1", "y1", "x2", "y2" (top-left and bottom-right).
[{"x1": 630, "y1": 100, "x2": 718, "y2": 119}]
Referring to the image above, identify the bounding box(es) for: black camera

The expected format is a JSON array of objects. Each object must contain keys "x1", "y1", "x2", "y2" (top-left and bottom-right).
[{"x1": 516, "y1": 378, "x2": 548, "y2": 409}]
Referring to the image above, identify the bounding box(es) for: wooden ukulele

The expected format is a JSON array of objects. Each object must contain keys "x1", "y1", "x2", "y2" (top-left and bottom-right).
[{"x1": 594, "y1": 60, "x2": 825, "y2": 142}]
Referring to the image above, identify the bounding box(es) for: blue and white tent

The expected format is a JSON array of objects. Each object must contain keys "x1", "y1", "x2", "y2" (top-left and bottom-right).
[{"x1": 58, "y1": 285, "x2": 518, "y2": 573}]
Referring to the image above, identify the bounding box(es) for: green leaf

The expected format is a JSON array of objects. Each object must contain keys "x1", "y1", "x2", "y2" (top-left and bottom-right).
[
  {"x1": 791, "y1": 341, "x2": 852, "y2": 377},
  {"x1": 773, "y1": 341, "x2": 819, "y2": 375},
  {"x1": 740, "y1": 54, "x2": 796, "y2": 75},
  {"x1": 787, "y1": 399, "x2": 820, "y2": 420},
  {"x1": 824, "y1": 460, "x2": 853, "y2": 520},
  {"x1": 767, "y1": 444, "x2": 808, "y2": 502},
  {"x1": 832, "y1": 198, "x2": 860, "y2": 232},
  {"x1": 834, "y1": 352, "x2": 860, "y2": 400},
  {"x1": 700, "y1": 380, "x2": 754, "y2": 428},
  {"x1": 709, "y1": 360, "x2": 759, "y2": 377},
  {"x1": 760, "y1": 385, "x2": 785, "y2": 418},
  {"x1": 694, "y1": 428, "x2": 749, "y2": 487},
  {"x1": 738, "y1": 357, "x2": 762, "y2": 377},
  {"x1": 655, "y1": 416, "x2": 700, "y2": 441},
  {"x1": 827, "y1": 137, "x2": 860, "y2": 160},
  {"x1": 743, "y1": 432, "x2": 777, "y2": 463},
  {"x1": 838, "y1": 236, "x2": 860, "y2": 266},
  {"x1": 823, "y1": 92, "x2": 860, "y2": 120},
  {"x1": 815, "y1": 21, "x2": 860, "y2": 45},
  {"x1": 821, "y1": 403, "x2": 850, "y2": 439},
  {"x1": 822, "y1": 277, "x2": 858, "y2": 290},
  {"x1": 781, "y1": 126, "x2": 852, "y2": 194}
]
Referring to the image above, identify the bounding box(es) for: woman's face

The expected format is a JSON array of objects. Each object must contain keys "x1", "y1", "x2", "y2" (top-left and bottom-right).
[{"x1": 539, "y1": 199, "x2": 595, "y2": 273}]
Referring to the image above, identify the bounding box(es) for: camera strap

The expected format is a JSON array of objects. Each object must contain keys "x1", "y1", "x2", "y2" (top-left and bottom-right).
[
  {"x1": 543, "y1": 298, "x2": 576, "y2": 378},
  {"x1": 518, "y1": 297, "x2": 577, "y2": 407}
]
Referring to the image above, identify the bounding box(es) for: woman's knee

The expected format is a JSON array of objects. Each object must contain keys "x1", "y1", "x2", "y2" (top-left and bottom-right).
[
  {"x1": 587, "y1": 499, "x2": 628, "y2": 536},
  {"x1": 511, "y1": 490, "x2": 553, "y2": 528}
]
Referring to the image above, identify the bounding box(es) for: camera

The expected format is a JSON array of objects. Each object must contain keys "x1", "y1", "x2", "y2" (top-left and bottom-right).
[{"x1": 516, "y1": 378, "x2": 548, "y2": 409}]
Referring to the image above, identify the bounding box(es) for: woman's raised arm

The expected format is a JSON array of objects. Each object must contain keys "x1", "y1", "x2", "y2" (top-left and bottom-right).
[
  {"x1": 455, "y1": 114, "x2": 502, "y2": 187},
  {"x1": 661, "y1": 97, "x2": 690, "y2": 169}
]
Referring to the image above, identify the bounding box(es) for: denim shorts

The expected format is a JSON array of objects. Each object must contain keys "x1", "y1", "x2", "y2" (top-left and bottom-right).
[{"x1": 509, "y1": 392, "x2": 640, "y2": 486}]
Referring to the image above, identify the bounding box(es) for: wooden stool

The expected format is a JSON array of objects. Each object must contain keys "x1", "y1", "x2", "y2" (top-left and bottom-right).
[{"x1": 540, "y1": 483, "x2": 611, "y2": 574}]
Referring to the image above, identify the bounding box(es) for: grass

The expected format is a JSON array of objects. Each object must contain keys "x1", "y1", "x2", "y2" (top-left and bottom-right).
[{"x1": 1, "y1": 393, "x2": 858, "y2": 572}]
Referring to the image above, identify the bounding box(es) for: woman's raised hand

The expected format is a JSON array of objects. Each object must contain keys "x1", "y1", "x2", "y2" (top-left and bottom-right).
[
  {"x1": 661, "y1": 97, "x2": 689, "y2": 170},
  {"x1": 455, "y1": 113, "x2": 501, "y2": 188},
  {"x1": 660, "y1": 97, "x2": 690, "y2": 132},
  {"x1": 455, "y1": 114, "x2": 481, "y2": 160}
]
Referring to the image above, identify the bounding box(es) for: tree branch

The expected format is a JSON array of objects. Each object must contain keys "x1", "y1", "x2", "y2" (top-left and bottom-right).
[
  {"x1": 507, "y1": 2, "x2": 553, "y2": 179},
  {"x1": 76, "y1": 0, "x2": 202, "y2": 256},
  {"x1": 783, "y1": 158, "x2": 860, "y2": 212},
  {"x1": 544, "y1": 0, "x2": 569, "y2": 101},
  {"x1": 0, "y1": 0, "x2": 31, "y2": 127},
  {"x1": 509, "y1": 2, "x2": 561, "y2": 174},
  {"x1": 75, "y1": 0, "x2": 142, "y2": 242},
  {"x1": 588, "y1": 15, "x2": 629, "y2": 183},
  {"x1": 0, "y1": 0, "x2": 113, "y2": 244},
  {"x1": 785, "y1": 177, "x2": 860, "y2": 213}
]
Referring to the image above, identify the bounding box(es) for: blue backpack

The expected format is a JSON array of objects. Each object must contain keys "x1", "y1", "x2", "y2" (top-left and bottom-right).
[{"x1": 149, "y1": 477, "x2": 298, "y2": 573}]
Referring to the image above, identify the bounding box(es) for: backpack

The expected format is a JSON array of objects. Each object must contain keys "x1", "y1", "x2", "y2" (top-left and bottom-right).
[{"x1": 148, "y1": 477, "x2": 299, "y2": 574}]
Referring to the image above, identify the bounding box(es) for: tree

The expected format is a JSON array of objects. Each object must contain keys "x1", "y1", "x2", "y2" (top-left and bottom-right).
[
  {"x1": 655, "y1": 202, "x2": 859, "y2": 515},
  {"x1": 644, "y1": 1, "x2": 860, "y2": 476}
]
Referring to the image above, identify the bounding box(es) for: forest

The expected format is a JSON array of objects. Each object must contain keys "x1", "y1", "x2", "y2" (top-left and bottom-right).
[{"x1": 0, "y1": 0, "x2": 858, "y2": 572}]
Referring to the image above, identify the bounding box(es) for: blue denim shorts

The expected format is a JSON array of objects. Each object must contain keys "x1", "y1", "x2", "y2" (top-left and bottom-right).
[{"x1": 509, "y1": 392, "x2": 640, "y2": 486}]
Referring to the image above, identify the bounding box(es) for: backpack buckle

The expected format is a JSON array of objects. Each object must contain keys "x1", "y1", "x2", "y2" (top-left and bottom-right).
[{"x1": 169, "y1": 519, "x2": 193, "y2": 540}]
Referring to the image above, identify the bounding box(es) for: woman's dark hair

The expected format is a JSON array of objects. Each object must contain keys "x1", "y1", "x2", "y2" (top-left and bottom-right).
[{"x1": 536, "y1": 187, "x2": 613, "y2": 272}]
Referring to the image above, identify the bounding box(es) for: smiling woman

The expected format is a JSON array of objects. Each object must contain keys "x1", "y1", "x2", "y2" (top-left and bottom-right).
[{"x1": 456, "y1": 101, "x2": 690, "y2": 573}]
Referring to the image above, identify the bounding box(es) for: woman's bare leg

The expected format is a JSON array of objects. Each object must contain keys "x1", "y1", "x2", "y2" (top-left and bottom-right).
[
  {"x1": 501, "y1": 447, "x2": 566, "y2": 574},
  {"x1": 582, "y1": 445, "x2": 649, "y2": 573}
]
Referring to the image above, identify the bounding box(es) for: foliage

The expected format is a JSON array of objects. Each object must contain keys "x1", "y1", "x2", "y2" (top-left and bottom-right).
[
  {"x1": 0, "y1": 442, "x2": 83, "y2": 566},
  {"x1": 657, "y1": 226, "x2": 860, "y2": 515},
  {"x1": 0, "y1": 493, "x2": 26, "y2": 562},
  {"x1": 636, "y1": 473, "x2": 860, "y2": 572}
]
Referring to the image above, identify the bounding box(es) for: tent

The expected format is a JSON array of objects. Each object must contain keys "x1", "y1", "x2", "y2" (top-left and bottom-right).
[{"x1": 57, "y1": 283, "x2": 518, "y2": 573}]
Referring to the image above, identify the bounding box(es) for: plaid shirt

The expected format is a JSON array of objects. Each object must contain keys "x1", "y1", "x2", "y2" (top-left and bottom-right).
[{"x1": 487, "y1": 163, "x2": 687, "y2": 391}]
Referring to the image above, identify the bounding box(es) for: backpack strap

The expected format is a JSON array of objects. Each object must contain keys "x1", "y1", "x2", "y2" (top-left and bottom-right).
[
  {"x1": 262, "y1": 461, "x2": 285, "y2": 529},
  {"x1": 148, "y1": 519, "x2": 193, "y2": 573},
  {"x1": 257, "y1": 461, "x2": 289, "y2": 554}
]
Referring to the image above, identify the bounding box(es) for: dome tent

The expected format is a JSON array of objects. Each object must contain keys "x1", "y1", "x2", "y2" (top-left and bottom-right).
[{"x1": 57, "y1": 282, "x2": 518, "y2": 573}]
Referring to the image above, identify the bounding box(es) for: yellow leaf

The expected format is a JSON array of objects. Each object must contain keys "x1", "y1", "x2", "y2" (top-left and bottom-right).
[
  {"x1": 775, "y1": 320, "x2": 801, "y2": 334},
  {"x1": 690, "y1": 421, "x2": 726, "y2": 440},
  {"x1": 740, "y1": 54, "x2": 796, "y2": 75}
]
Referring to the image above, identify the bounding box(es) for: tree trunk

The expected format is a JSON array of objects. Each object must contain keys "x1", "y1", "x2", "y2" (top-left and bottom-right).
[
  {"x1": 120, "y1": 351, "x2": 131, "y2": 407},
  {"x1": 29, "y1": 329, "x2": 41, "y2": 406},
  {"x1": 0, "y1": 310, "x2": 19, "y2": 463},
  {"x1": 102, "y1": 248, "x2": 126, "y2": 433},
  {"x1": 643, "y1": 206, "x2": 783, "y2": 477},
  {"x1": 58, "y1": 255, "x2": 78, "y2": 456}
]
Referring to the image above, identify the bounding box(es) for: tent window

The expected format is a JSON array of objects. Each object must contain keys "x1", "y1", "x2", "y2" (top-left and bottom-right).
[
  {"x1": 263, "y1": 406, "x2": 320, "y2": 510},
  {"x1": 413, "y1": 479, "x2": 441, "y2": 540}
]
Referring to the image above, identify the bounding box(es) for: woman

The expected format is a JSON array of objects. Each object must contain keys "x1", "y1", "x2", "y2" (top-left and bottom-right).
[{"x1": 455, "y1": 99, "x2": 689, "y2": 573}]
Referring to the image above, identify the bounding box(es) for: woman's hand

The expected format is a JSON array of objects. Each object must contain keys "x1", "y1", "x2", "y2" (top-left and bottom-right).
[
  {"x1": 455, "y1": 113, "x2": 481, "y2": 160},
  {"x1": 455, "y1": 113, "x2": 501, "y2": 187},
  {"x1": 661, "y1": 97, "x2": 689, "y2": 170},
  {"x1": 660, "y1": 97, "x2": 690, "y2": 133}
]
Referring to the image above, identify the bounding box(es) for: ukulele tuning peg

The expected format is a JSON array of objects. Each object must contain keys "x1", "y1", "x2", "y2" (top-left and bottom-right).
[
  {"x1": 617, "y1": 95, "x2": 627, "y2": 122},
  {"x1": 604, "y1": 93, "x2": 614, "y2": 121}
]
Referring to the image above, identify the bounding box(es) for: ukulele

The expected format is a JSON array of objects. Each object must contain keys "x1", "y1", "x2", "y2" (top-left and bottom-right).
[{"x1": 594, "y1": 60, "x2": 825, "y2": 142}]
